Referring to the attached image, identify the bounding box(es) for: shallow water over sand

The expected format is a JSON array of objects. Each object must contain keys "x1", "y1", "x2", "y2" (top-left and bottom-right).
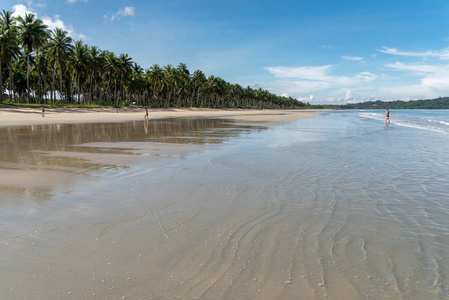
[{"x1": 1, "y1": 113, "x2": 449, "y2": 299}]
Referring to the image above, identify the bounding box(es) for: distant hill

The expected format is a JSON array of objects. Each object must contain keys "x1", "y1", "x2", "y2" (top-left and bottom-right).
[{"x1": 332, "y1": 97, "x2": 449, "y2": 109}]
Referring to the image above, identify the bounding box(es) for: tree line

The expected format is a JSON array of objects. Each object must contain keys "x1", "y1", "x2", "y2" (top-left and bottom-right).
[
  {"x1": 317, "y1": 97, "x2": 449, "y2": 110},
  {"x1": 0, "y1": 10, "x2": 306, "y2": 109}
]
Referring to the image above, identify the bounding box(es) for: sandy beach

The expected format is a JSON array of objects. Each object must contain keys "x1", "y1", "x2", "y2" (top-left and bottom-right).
[
  {"x1": 0, "y1": 107, "x2": 319, "y2": 127},
  {"x1": 3, "y1": 109, "x2": 448, "y2": 299}
]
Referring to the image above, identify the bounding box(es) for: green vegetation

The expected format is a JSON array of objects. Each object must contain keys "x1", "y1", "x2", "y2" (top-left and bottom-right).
[
  {"x1": 1, "y1": 10, "x2": 305, "y2": 109},
  {"x1": 329, "y1": 97, "x2": 449, "y2": 110}
]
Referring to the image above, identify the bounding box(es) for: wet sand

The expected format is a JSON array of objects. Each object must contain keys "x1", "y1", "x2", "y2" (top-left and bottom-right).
[
  {"x1": 1, "y1": 110, "x2": 322, "y2": 300},
  {"x1": 4, "y1": 109, "x2": 447, "y2": 299}
]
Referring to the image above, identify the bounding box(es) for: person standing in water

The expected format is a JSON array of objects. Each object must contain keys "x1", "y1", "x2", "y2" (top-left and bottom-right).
[
  {"x1": 41, "y1": 106, "x2": 45, "y2": 118},
  {"x1": 385, "y1": 109, "x2": 390, "y2": 123},
  {"x1": 144, "y1": 107, "x2": 149, "y2": 121}
]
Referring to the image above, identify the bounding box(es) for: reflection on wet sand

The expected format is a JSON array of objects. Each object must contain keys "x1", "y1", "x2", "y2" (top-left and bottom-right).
[
  {"x1": 0, "y1": 118, "x2": 263, "y2": 193},
  {"x1": 1, "y1": 118, "x2": 273, "y2": 299}
]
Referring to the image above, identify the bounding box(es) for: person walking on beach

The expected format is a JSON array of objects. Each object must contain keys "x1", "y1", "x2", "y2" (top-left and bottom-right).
[
  {"x1": 385, "y1": 109, "x2": 390, "y2": 123},
  {"x1": 144, "y1": 107, "x2": 149, "y2": 121},
  {"x1": 41, "y1": 106, "x2": 45, "y2": 118}
]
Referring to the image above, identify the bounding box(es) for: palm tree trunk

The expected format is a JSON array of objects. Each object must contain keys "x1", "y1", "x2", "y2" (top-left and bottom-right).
[
  {"x1": 77, "y1": 74, "x2": 81, "y2": 103},
  {"x1": 8, "y1": 63, "x2": 13, "y2": 102},
  {"x1": 114, "y1": 79, "x2": 118, "y2": 106},
  {"x1": 59, "y1": 63, "x2": 64, "y2": 104},
  {"x1": 0, "y1": 55, "x2": 3, "y2": 103},
  {"x1": 52, "y1": 62, "x2": 57, "y2": 104},
  {"x1": 26, "y1": 53, "x2": 30, "y2": 103}
]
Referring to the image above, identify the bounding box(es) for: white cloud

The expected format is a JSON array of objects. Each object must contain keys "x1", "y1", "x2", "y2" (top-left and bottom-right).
[
  {"x1": 267, "y1": 79, "x2": 331, "y2": 97},
  {"x1": 296, "y1": 95, "x2": 315, "y2": 103},
  {"x1": 264, "y1": 65, "x2": 382, "y2": 102},
  {"x1": 377, "y1": 85, "x2": 436, "y2": 101},
  {"x1": 379, "y1": 46, "x2": 449, "y2": 60},
  {"x1": 66, "y1": 0, "x2": 87, "y2": 3},
  {"x1": 42, "y1": 15, "x2": 86, "y2": 40},
  {"x1": 11, "y1": 4, "x2": 34, "y2": 18},
  {"x1": 370, "y1": 46, "x2": 449, "y2": 100},
  {"x1": 266, "y1": 46, "x2": 449, "y2": 102},
  {"x1": 345, "y1": 90, "x2": 352, "y2": 100},
  {"x1": 382, "y1": 61, "x2": 449, "y2": 98},
  {"x1": 342, "y1": 56, "x2": 363, "y2": 61},
  {"x1": 385, "y1": 61, "x2": 442, "y2": 73},
  {"x1": 265, "y1": 65, "x2": 333, "y2": 81},
  {"x1": 265, "y1": 65, "x2": 377, "y2": 86},
  {"x1": 104, "y1": 6, "x2": 135, "y2": 22},
  {"x1": 11, "y1": 4, "x2": 85, "y2": 40},
  {"x1": 122, "y1": 7, "x2": 135, "y2": 16},
  {"x1": 356, "y1": 71, "x2": 378, "y2": 82}
]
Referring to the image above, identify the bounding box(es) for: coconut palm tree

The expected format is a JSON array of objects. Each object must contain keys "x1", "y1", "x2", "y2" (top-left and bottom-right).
[
  {"x1": 0, "y1": 28, "x2": 8, "y2": 101},
  {"x1": 103, "y1": 51, "x2": 119, "y2": 105},
  {"x1": 69, "y1": 41, "x2": 91, "y2": 104},
  {"x1": 32, "y1": 46, "x2": 51, "y2": 103},
  {"x1": 1, "y1": 12, "x2": 20, "y2": 102},
  {"x1": 118, "y1": 53, "x2": 133, "y2": 105},
  {"x1": 88, "y1": 45, "x2": 103, "y2": 103},
  {"x1": 128, "y1": 62, "x2": 144, "y2": 105},
  {"x1": 16, "y1": 13, "x2": 48, "y2": 103},
  {"x1": 147, "y1": 64, "x2": 164, "y2": 106},
  {"x1": 47, "y1": 28, "x2": 74, "y2": 103},
  {"x1": 0, "y1": 26, "x2": 18, "y2": 102},
  {"x1": 191, "y1": 70, "x2": 206, "y2": 107},
  {"x1": 0, "y1": 10, "x2": 15, "y2": 30},
  {"x1": 1, "y1": 10, "x2": 19, "y2": 101}
]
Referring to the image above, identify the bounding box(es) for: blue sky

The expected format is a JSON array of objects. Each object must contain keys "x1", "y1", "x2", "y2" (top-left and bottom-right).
[{"x1": 4, "y1": 0, "x2": 449, "y2": 104}]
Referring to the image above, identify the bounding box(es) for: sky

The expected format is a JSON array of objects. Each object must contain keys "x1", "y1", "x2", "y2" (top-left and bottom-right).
[{"x1": 4, "y1": 0, "x2": 449, "y2": 104}]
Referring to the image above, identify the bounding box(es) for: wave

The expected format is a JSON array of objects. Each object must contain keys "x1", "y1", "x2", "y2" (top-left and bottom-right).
[
  {"x1": 394, "y1": 120, "x2": 448, "y2": 134},
  {"x1": 359, "y1": 112, "x2": 384, "y2": 121},
  {"x1": 359, "y1": 112, "x2": 449, "y2": 134}
]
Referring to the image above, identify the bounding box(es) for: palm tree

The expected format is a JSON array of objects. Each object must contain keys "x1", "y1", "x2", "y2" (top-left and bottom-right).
[
  {"x1": 0, "y1": 28, "x2": 8, "y2": 101},
  {"x1": 0, "y1": 26, "x2": 19, "y2": 102},
  {"x1": 88, "y1": 45, "x2": 103, "y2": 103},
  {"x1": 102, "y1": 51, "x2": 120, "y2": 105},
  {"x1": 118, "y1": 53, "x2": 133, "y2": 105},
  {"x1": 69, "y1": 41, "x2": 91, "y2": 104},
  {"x1": 147, "y1": 64, "x2": 164, "y2": 106},
  {"x1": 176, "y1": 63, "x2": 190, "y2": 106},
  {"x1": 16, "y1": 13, "x2": 48, "y2": 103},
  {"x1": 129, "y1": 62, "x2": 145, "y2": 105},
  {"x1": 164, "y1": 64, "x2": 182, "y2": 107},
  {"x1": 47, "y1": 28, "x2": 73, "y2": 103},
  {"x1": 191, "y1": 70, "x2": 206, "y2": 107},
  {"x1": 1, "y1": 10, "x2": 19, "y2": 102},
  {"x1": 0, "y1": 10, "x2": 15, "y2": 30},
  {"x1": 11, "y1": 60, "x2": 26, "y2": 101}
]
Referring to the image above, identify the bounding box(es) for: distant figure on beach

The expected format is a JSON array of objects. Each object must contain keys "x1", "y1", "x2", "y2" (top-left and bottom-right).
[
  {"x1": 41, "y1": 106, "x2": 45, "y2": 118},
  {"x1": 385, "y1": 109, "x2": 390, "y2": 123},
  {"x1": 144, "y1": 107, "x2": 149, "y2": 120}
]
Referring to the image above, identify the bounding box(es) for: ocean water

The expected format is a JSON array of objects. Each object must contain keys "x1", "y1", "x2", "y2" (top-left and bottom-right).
[
  {"x1": 359, "y1": 109, "x2": 449, "y2": 134},
  {"x1": 1, "y1": 110, "x2": 448, "y2": 299}
]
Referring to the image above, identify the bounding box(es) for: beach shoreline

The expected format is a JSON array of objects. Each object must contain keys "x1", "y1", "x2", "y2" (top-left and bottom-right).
[{"x1": 0, "y1": 107, "x2": 319, "y2": 127}]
